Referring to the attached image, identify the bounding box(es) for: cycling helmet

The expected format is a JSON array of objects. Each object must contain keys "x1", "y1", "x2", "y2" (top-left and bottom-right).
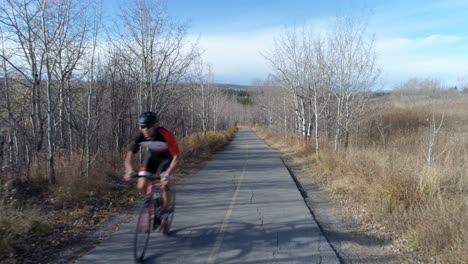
[{"x1": 138, "y1": 111, "x2": 159, "y2": 125}]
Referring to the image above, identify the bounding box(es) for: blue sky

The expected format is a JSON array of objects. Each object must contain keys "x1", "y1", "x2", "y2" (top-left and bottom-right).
[{"x1": 104, "y1": 0, "x2": 468, "y2": 89}]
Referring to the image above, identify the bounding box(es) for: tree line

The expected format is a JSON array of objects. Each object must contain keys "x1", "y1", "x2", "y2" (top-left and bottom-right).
[
  {"x1": 249, "y1": 13, "x2": 381, "y2": 154},
  {"x1": 0, "y1": 0, "x2": 239, "y2": 184}
]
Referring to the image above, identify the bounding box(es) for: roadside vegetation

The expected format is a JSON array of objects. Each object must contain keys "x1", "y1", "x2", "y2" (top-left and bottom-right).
[
  {"x1": 0, "y1": 127, "x2": 237, "y2": 263},
  {"x1": 242, "y1": 6, "x2": 467, "y2": 262},
  {"x1": 0, "y1": 0, "x2": 244, "y2": 262},
  {"x1": 254, "y1": 94, "x2": 468, "y2": 263}
]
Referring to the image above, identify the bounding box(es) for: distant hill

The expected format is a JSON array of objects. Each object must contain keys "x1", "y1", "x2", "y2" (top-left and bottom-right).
[
  {"x1": 212, "y1": 83, "x2": 254, "y2": 105},
  {"x1": 212, "y1": 83, "x2": 256, "y2": 91}
]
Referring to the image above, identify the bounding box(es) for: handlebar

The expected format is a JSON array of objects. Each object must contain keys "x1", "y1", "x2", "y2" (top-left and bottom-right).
[
  {"x1": 130, "y1": 171, "x2": 161, "y2": 181},
  {"x1": 129, "y1": 159, "x2": 170, "y2": 181}
]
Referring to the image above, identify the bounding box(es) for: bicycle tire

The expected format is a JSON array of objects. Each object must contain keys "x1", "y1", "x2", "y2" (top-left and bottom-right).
[{"x1": 134, "y1": 199, "x2": 152, "y2": 262}]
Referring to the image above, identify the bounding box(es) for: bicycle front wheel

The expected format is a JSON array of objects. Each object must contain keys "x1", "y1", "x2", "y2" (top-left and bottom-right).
[{"x1": 134, "y1": 200, "x2": 152, "y2": 262}]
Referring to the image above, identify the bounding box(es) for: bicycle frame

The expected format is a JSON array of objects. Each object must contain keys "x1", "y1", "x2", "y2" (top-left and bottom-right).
[
  {"x1": 133, "y1": 160, "x2": 173, "y2": 262},
  {"x1": 136, "y1": 173, "x2": 164, "y2": 230}
]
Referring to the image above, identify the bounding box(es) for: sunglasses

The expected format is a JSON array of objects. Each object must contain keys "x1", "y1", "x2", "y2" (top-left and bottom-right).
[{"x1": 140, "y1": 124, "x2": 153, "y2": 129}]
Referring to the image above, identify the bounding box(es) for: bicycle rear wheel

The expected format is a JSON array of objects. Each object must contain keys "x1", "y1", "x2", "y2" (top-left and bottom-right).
[
  {"x1": 134, "y1": 200, "x2": 152, "y2": 262},
  {"x1": 161, "y1": 186, "x2": 176, "y2": 236}
]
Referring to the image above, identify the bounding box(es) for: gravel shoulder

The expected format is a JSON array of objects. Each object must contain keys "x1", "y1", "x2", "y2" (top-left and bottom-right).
[
  {"x1": 51, "y1": 205, "x2": 137, "y2": 264},
  {"x1": 280, "y1": 155, "x2": 399, "y2": 263}
]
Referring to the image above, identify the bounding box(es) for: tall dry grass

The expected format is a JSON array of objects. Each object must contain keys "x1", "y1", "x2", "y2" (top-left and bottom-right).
[
  {"x1": 255, "y1": 97, "x2": 468, "y2": 263},
  {"x1": 0, "y1": 204, "x2": 53, "y2": 262},
  {"x1": 0, "y1": 151, "x2": 134, "y2": 262},
  {"x1": 0, "y1": 127, "x2": 238, "y2": 262},
  {"x1": 179, "y1": 127, "x2": 238, "y2": 160}
]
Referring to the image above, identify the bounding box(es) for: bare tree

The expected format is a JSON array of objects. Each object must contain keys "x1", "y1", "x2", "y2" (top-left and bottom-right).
[
  {"x1": 52, "y1": 2, "x2": 89, "y2": 152},
  {"x1": 113, "y1": 0, "x2": 199, "y2": 117},
  {"x1": 264, "y1": 26, "x2": 335, "y2": 152},
  {"x1": 0, "y1": 27, "x2": 17, "y2": 171},
  {"x1": 210, "y1": 85, "x2": 225, "y2": 131},
  {"x1": 260, "y1": 13, "x2": 380, "y2": 153},
  {"x1": 83, "y1": 0, "x2": 101, "y2": 181},
  {"x1": 0, "y1": 0, "x2": 46, "y2": 152},
  {"x1": 39, "y1": 0, "x2": 95, "y2": 183},
  {"x1": 328, "y1": 13, "x2": 380, "y2": 151},
  {"x1": 0, "y1": 0, "x2": 99, "y2": 183},
  {"x1": 264, "y1": 27, "x2": 312, "y2": 143},
  {"x1": 0, "y1": 0, "x2": 240, "y2": 190},
  {"x1": 39, "y1": 0, "x2": 59, "y2": 183},
  {"x1": 305, "y1": 37, "x2": 333, "y2": 154},
  {"x1": 423, "y1": 112, "x2": 445, "y2": 168},
  {"x1": 191, "y1": 62, "x2": 214, "y2": 134}
]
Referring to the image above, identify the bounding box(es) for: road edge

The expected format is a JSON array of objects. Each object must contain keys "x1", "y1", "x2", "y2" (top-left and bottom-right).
[
  {"x1": 279, "y1": 154, "x2": 397, "y2": 264},
  {"x1": 281, "y1": 158, "x2": 345, "y2": 263}
]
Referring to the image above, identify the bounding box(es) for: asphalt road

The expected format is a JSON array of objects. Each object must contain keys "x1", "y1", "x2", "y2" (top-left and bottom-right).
[{"x1": 77, "y1": 128, "x2": 340, "y2": 264}]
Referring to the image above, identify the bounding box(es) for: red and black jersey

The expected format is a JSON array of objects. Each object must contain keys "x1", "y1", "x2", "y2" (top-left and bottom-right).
[{"x1": 129, "y1": 127, "x2": 180, "y2": 157}]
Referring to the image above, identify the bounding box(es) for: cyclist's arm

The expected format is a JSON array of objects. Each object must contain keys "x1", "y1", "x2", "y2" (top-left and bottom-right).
[
  {"x1": 125, "y1": 151, "x2": 135, "y2": 172},
  {"x1": 159, "y1": 128, "x2": 180, "y2": 176},
  {"x1": 124, "y1": 133, "x2": 142, "y2": 180},
  {"x1": 124, "y1": 151, "x2": 135, "y2": 180},
  {"x1": 165, "y1": 154, "x2": 179, "y2": 176}
]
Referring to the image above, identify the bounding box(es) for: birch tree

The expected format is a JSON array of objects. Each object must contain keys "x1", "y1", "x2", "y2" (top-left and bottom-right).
[
  {"x1": 0, "y1": 27, "x2": 17, "y2": 171},
  {"x1": 114, "y1": 0, "x2": 199, "y2": 117},
  {"x1": 305, "y1": 37, "x2": 333, "y2": 154},
  {"x1": 192, "y1": 62, "x2": 213, "y2": 134},
  {"x1": 329, "y1": 14, "x2": 380, "y2": 151},
  {"x1": 52, "y1": 2, "x2": 89, "y2": 152},
  {"x1": 83, "y1": 0, "x2": 101, "y2": 180},
  {"x1": 0, "y1": 0, "x2": 45, "y2": 152},
  {"x1": 264, "y1": 27, "x2": 312, "y2": 143}
]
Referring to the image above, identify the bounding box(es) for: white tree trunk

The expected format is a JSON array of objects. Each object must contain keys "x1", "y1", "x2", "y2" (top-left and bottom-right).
[
  {"x1": 334, "y1": 97, "x2": 342, "y2": 152},
  {"x1": 314, "y1": 93, "x2": 320, "y2": 155}
]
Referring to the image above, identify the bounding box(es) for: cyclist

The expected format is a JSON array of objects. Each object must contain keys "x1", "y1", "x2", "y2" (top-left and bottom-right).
[{"x1": 124, "y1": 111, "x2": 179, "y2": 219}]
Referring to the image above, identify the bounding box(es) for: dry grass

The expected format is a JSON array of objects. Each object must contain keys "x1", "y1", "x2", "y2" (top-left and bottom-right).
[
  {"x1": 254, "y1": 96, "x2": 468, "y2": 263},
  {"x1": 0, "y1": 154, "x2": 134, "y2": 262},
  {"x1": 0, "y1": 127, "x2": 238, "y2": 263},
  {"x1": 179, "y1": 127, "x2": 238, "y2": 159},
  {"x1": 0, "y1": 205, "x2": 53, "y2": 262}
]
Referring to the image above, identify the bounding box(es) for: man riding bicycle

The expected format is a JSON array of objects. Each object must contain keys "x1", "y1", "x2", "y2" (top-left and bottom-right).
[{"x1": 124, "y1": 111, "x2": 179, "y2": 217}]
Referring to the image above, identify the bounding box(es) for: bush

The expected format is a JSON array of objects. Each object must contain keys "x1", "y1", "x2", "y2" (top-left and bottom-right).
[{"x1": 0, "y1": 205, "x2": 53, "y2": 260}]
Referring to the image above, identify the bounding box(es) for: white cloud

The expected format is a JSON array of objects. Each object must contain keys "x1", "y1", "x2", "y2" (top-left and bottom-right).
[
  {"x1": 195, "y1": 15, "x2": 468, "y2": 87},
  {"x1": 195, "y1": 31, "x2": 275, "y2": 76},
  {"x1": 189, "y1": 27, "x2": 284, "y2": 84},
  {"x1": 376, "y1": 34, "x2": 465, "y2": 51},
  {"x1": 376, "y1": 34, "x2": 468, "y2": 87},
  {"x1": 192, "y1": 18, "x2": 334, "y2": 84},
  {"x1": 421, "y1": 34, "x2": 464, "y2": 44}
]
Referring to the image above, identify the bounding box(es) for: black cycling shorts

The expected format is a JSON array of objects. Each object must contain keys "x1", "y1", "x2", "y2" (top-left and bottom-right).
[{"x1": 142, "y1": 154, "x2": 173, "y2": 174}]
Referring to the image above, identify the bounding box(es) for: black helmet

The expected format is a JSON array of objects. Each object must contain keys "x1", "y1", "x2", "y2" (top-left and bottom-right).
[{"x1": 138, "y1": 112, "x2": 159, "y2": 125}]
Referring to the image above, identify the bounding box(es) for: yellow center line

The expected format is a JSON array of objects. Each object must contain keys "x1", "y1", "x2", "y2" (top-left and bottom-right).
[{"x1": 207, "y1": 141, "x2": 249, "y2": 264}]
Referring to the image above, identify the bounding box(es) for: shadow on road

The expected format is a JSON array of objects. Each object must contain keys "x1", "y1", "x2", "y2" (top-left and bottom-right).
[{"x1": 77, "y1": 128, "x2": 393, "y2": 264}]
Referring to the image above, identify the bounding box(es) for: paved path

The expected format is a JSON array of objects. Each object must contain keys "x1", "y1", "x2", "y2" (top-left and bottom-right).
[{"x1": 77, "y1": 128, "x2": 340, "y2": 264}]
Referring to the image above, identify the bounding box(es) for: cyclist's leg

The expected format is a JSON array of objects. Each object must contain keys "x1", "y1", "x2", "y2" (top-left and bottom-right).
[
  {"x1": 137, "y1": 154, "x2": 159, "y2": 194},
  {"x1": 137, "y1": 177, "x2": 147, "y2": 195},
  {"x1": 161, "y1": 174, "x2": 172, "y2": 210},
  {"x1": 160, "y1": 157, "x2": 173, "y2": 211}
]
